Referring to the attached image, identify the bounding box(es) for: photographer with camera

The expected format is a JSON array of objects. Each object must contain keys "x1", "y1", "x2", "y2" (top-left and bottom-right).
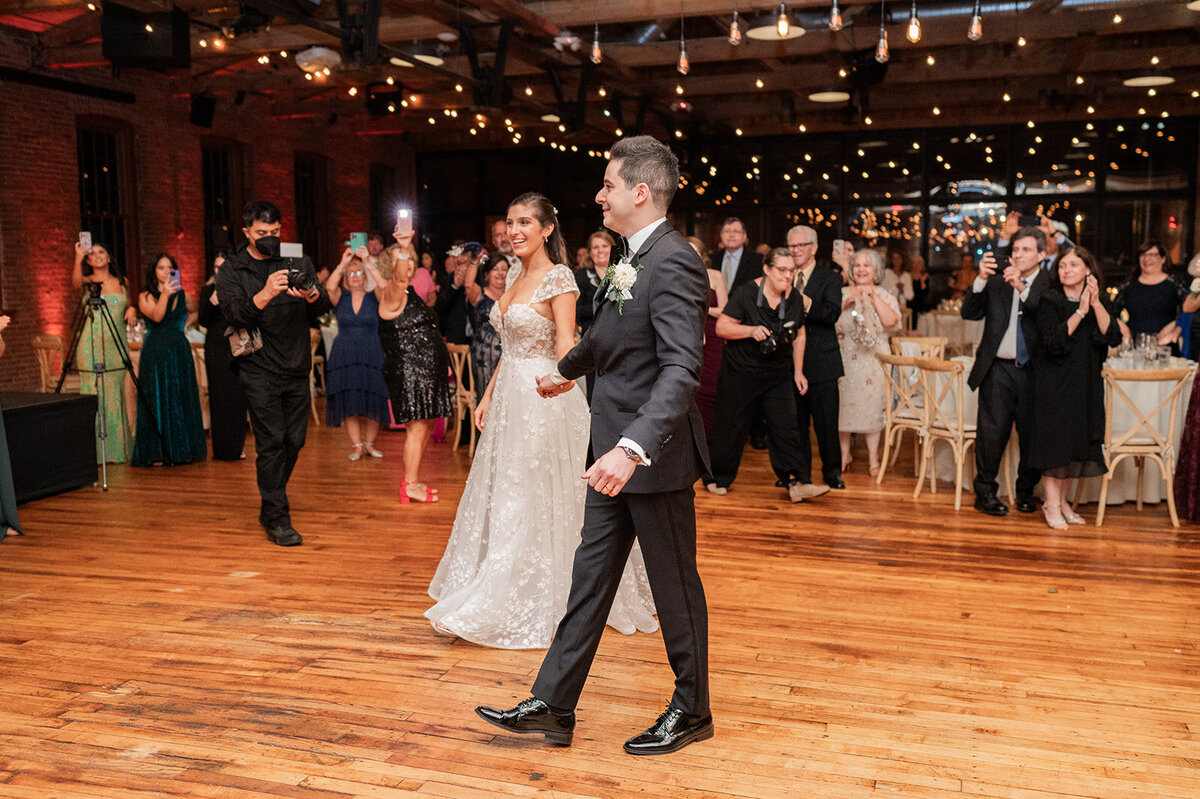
[
  {"x1": 706, "y1": 248, "x2": 823, "y2": 503},
  {"x1": 218, "y1": 200, "x2": 331, "y2": 547}
]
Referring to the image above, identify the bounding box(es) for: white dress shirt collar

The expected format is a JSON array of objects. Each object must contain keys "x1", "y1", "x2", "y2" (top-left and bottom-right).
[{"x1": 625, "y1": 217, "x2": 668, "y2": 257}]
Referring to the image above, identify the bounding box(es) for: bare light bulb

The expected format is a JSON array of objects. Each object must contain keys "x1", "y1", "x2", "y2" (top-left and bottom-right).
[
  {"x1": 777, "y1": 3, "x2": 790, "y2": 38},
  {"x1": 907, "y1": 1, "x2": 921, "y2": 43},
  {"x1": 968, "y1": 0, "x2": 983, "y2": 41},
  {"x1": 677, "y1": 41, "x2": 690, "y2": 75},
  {"x1": 591, "y1": 23, "x2": 602, "y2": 64},
  {"x1": 876, "y1": 27, "x2": 889, "y2": 63},
  {"x1": 829, "y1": 0, "x2": 843, "y2": 31},
  {"x1": 729, "y1": 11, "x2": 742, "y2": 45}
]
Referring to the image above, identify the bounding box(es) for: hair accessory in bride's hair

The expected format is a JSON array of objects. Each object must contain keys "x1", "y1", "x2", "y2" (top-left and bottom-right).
[{"x1": 552, "y1": 205, "x2": 559, "y2": 216}]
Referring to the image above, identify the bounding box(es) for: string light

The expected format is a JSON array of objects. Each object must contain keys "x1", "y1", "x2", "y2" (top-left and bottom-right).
[
  {"x1": 829, "y1": 0, "x2": 843, "y2": 31},
  {"x1": 1112, "y1": 13, "x2": 1122, "y2": 23},
  {"x1": 1017, "y1": 36, "x2": 1026, "y2": 47},
  {"x1": 926, "y1": 55, "x2": 935, "y2": 66},
  {"x1": 968, "y1": 0, "x2": 983, "y2": 41},
  {"x1": 906, "y1": 0, "x2": 921, "y2": 44}
]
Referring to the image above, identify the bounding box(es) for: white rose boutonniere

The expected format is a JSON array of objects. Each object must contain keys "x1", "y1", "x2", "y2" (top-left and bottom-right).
[
  {"x1": 604, "y1": 256, "x2": 643, "y2": 314},
  {"x1": 1190, "y1": 276, "x2": 1200, "y2": 296}
]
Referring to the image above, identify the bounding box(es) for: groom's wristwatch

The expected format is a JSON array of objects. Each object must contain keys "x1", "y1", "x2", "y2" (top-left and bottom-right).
[{"x1": 621, "y1": 446, "x2": 641, "y2": 461}]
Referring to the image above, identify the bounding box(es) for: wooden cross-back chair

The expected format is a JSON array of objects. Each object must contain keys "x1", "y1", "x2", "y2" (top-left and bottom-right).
[
  {"x1": 1095, "y1": 364, "x2": 1195, "y2": 528},
  {"x1": 890, "y1": 336, "x2": 948, "y2": 361},
  {"x1": 913, "y1": 357, "x2": 975, "y2": 510},
  {"x1": 445, "y1": 343, "x2": 478, "y2": 457},
  {"x1": 874, "y1": 351, "x2": 926, "y2": 485}
]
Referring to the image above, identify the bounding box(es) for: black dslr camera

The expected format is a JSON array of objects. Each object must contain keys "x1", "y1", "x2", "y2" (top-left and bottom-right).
[
  {"x1": 759, "y1": 319, "x2": 800, "y2": 355},
  {"x1": 286, "y1": 261, "x2": 318, "y2": 293}
]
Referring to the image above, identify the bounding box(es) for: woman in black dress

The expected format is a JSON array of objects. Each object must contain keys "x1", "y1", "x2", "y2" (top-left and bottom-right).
[
  {"x1": 1115, "y1": 241, "x2": 1184, "y2": 349},
  {"x1": 377, "y1": 233, "x2": 453, "y2": 504},
  {"x1": 1029, "y1": 246, "x2": 1122, "y2": 530},
  {"x1": 198, "y1": 253, "x2": 248, "y2": 460}
]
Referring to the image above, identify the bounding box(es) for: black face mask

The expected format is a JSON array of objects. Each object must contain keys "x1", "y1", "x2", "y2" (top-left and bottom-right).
[{"x1": 253, "y1": 236, "x2": 280, "y2": 259}]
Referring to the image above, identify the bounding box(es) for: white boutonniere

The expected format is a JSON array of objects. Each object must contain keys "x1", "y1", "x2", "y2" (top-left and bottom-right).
[{"x1": 604, "y1": 256, "x2": 642, "y2": 314}]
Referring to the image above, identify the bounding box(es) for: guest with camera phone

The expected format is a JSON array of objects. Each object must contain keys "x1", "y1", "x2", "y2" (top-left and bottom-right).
[
  {"x1": 218, "y1": 200, "x2": 331, "y2": 547},
  {"x1": 706, "y1": 247, "x2": 824, "y2": 503}
]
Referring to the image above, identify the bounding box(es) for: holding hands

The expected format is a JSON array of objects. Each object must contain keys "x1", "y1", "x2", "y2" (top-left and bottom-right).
[{"x1": 535, "y1": 373, "x2": 575, "y2": 398}]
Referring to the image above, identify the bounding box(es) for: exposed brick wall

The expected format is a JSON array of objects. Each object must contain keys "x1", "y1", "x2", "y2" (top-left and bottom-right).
[{"x1": 0, "y1": 27, "x2": 415, "y2": 391}]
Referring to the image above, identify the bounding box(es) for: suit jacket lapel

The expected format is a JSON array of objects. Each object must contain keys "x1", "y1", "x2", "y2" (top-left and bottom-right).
[{"x1": 595, "y1": 221, "x2": 670, "y2": 317}]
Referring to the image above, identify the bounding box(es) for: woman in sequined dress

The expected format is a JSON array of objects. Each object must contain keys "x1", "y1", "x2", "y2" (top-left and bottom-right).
[
  {"x1": 377, "y1": 235, "x2": 453, "y2": 504},
  {"x1": 424, "y1": 193, "x2": 656, "y2": 649}
]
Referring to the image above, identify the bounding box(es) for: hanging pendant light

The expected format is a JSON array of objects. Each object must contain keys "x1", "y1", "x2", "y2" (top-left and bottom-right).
[
  {"x1": 591, "y1": 22, "x2": 602, "y2": 64},
  {"x1": 875, "y1": 0, "x2": 889, "y2": 63},
  {"x1": 829, "y1": 0, "x2": 843, "y2": 31},
  {"x1": 677, "y1": 3, "x2": 689, "y2": 75},
  {"x1": 729, "y1": 9, "x2": 743, "y2": 45},
  {"x1": 906, "y1": 0, "x2": 921, "y2": 43},
  {"x1": 968, "y1": 0, "x2": 983, "y2": 41},
  {"x1": 777, "y1": 3, "x2": 790, "y2": 38}
]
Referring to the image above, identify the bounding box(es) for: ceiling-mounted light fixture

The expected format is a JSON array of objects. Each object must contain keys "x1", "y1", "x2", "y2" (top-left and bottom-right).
[
  {"x1": 729, "y1": 6, "x2": 743, "y2": 46},
  {"x1": 875, "y1": 0, "x2": 889, "y2": 63},
  {"x1": 829, "y1": 0, "x2": 843, "y2": 31},
  {"x1": 809, "y1": 89, "x2": 851, "y2": 103},
  {"x1": 906, "y1": 0, "x2": 921, "y2": 43},
  {"x1": 1122, "y1": 74, "x2": 1175, "y2": 87},
  {"x1": 591, "y1": 21, "x2": 602, "y2": 64},
  {"x1": 777, "y1": 2, "x2": 790, "y2": 37},
  {"x1": 677, "y1": 1, "x2": 689, "y2": 75},
  {"x1": 968, "y1": 0, "x2": 983, "y2": 41}
]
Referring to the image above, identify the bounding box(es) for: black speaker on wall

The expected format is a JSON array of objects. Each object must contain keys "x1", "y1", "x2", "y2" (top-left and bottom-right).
[
  {"x1": 189, "y1": 94, "x2": 216, "y2": 127},
  {"x1": 101, "y1": 3, "x2": 191, "y2": 70}
]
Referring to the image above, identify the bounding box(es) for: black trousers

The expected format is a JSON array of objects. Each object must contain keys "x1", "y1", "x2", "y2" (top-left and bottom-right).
[
  {"x1": 708, "y1": 366, "x2": 804, "y2": 487},
  {"x1": 795, "y1": 377, "x2": 841, "y2": 484},
  {"x1": 533, "y1": 486, "x2": 709, "y2": 717},
  {"x1": 238, "y1": 365, "x2": 311, "y2": 528},
  {"x1": 973, "y1": 359, "x2": 1040, "y2": 499}
]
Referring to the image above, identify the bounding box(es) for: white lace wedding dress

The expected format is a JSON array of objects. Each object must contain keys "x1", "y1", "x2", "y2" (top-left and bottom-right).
[{"x1": 425, "y1": 262, "x2": 659, "y2": 649}]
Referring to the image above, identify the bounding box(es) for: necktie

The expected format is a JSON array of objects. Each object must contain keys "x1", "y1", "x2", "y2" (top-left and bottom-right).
[
  {"x1": 1015, "y1": 301, "x2": 1029, "y2": 366},
  {"x1": 795, "y1": 270, "x2": 806, "y2": 292},
  {"x1": 723, "y1": 252, "x2": 734, "y2": 288}
]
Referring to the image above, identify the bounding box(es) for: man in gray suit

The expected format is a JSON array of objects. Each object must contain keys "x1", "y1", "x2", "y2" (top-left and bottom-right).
[{"x1": 476, "y1": 136, "x2": 713, "y2": 756}]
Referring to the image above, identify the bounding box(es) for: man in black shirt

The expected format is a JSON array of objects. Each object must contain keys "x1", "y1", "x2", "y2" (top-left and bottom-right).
[{"x1": 218, "y1": 201, "x2": 331, "y2": 546}]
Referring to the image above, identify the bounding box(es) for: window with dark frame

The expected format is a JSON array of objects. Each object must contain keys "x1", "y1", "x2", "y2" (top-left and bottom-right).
[
  {"x1": 202, "y1": 140, "x2": 244, "y2": 276},
  {"x1": 77, "y1": 121, "x2": 138, "y2": 291},
  {"x1": 294, "y1": 152, "x2": 328, "y2": 266}
]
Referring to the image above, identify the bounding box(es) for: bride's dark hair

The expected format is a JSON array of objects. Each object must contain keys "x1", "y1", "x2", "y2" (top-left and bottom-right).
[{"x1": 508, "y1": 192, "x2": 567, "y2": 267}]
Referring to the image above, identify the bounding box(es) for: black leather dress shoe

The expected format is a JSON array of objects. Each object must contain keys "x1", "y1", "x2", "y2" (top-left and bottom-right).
[
  {"x1": 623, "y1": 706, "x2": 714, "y2": 755},
  {"x1": 266, "y1": 525, "x2": 303, "y2": 546},
  {"x1": 974, "y1": 495, "x2": 1009, "y2": 516},
  {"x1": 476, "y1": 697, "x2": 575, "y2": 746},
  {"x1": 1015, "y1": 495, "x2": 1038, "y2": 513},
  {"x1": 826, "y1": 477, "x2": 846, "y2": 490}
]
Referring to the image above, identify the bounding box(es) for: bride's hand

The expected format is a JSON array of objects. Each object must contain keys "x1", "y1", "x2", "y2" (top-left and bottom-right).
[{"x1": 474, "y1": 395, "x2": 490, "y2": 431}]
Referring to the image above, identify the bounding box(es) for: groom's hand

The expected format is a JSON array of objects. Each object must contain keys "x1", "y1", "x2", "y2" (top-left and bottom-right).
[
  {"x1": 583, "y1": 447, "x2": 637, "y2": 496},
  {"x1": 535, "y1": 374, "x2": 574, "y2": 397}
]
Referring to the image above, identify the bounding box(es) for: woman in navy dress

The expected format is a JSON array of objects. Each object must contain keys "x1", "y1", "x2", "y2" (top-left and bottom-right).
[
  {"x1": 324, "y1": 246, "x2": 391, "y2": 460},
  {"x1": 132, "y1": 254, "x2": 207, "y2": 466}
]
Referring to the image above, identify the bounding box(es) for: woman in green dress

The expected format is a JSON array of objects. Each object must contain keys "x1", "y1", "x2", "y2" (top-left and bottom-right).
[
  {"x1": 132, "y1": 254, "x2": 207, "y2": 466},
  {"x1": 72, "y1": 240, "x2": 138, "y2": 463},
  {"x1": 0, "y1": 314, "x2": 23, "y2": 540}
]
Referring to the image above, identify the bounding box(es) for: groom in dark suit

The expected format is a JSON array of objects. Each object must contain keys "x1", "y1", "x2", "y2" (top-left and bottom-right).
[{"x1": 476, "y1": 136, "x2": 713, "y2": 756}]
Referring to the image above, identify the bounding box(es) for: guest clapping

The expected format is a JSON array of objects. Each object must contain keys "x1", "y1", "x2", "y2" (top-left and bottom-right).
[
  {"x1": 1115, "y1": 241, "x2": 1184, "y2": 349},
  {"x1": 708, "y1": 248, "x2": 822, "y2": 502},
  {"x1": 325, "y1": 246, "x2": 391, "y2": 460},
  {"x1": 1028, "y1": 246, "x2": 1121, "y2": 529},
  {"x1": 132, "y1": 254, "x2": 207, "y2": 466},
  {"x1": 836, "y1": 249, "x2": 901, "y2": 476},
  {"x1": 378, "y1": 231, "x2": 453, "y2": 504}
]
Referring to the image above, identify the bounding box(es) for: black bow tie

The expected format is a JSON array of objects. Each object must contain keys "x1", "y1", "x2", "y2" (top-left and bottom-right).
[{"x1": 615, "y1": 236, "x2": 630, "y2": 260}]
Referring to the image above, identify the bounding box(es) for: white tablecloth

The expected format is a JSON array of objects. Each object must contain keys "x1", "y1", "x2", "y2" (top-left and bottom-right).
[
  {"x1": 917, "y1": 312, "x2": 985, "y2": 356},
  {"x1": 924, "y1": 356, "x2": 1194, "y2": 504}
]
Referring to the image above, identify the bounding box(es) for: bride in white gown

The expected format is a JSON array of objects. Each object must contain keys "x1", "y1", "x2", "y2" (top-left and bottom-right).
[{"x1": 425, "y1": 193, "x2": 658, "y2": 649}]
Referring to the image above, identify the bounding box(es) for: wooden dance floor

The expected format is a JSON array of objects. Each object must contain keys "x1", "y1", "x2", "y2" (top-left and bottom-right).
[{"x1": 2, "y1": 422, "x2": 1198, "y2": 798}]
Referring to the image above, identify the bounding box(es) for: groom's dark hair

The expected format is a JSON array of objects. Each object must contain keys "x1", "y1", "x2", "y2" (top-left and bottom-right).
[{"x1": 610, "y1": 136, "x2": 678, "y2": 212}]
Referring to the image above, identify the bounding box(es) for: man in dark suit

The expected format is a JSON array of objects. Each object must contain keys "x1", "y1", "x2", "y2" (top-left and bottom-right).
[
  {"x1": 787, "y1": 224, "x2": 846, "y2": 490},
  {"x1": 962, "y1": 226, "x2": 1048, "y2": 516},
  {"x1": 477, "y1": 135, "x2": 713, "y2": 756},
  {"x1": 714, "y1": 216, "x2": 763, "y2": 294}
]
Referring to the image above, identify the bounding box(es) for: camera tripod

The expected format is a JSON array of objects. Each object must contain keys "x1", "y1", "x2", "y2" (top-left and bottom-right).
[{"x1": 57, "y1": 287, "x2": 169, "y2": 489}]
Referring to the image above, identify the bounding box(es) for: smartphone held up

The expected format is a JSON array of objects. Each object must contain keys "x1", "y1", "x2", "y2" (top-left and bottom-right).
[{"x1": 396, "y1": 208, "x2": 413, "y2": 237}]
